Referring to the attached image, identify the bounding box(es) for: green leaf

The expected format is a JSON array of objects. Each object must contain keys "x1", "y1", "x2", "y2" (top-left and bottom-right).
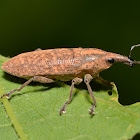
[{"x1": 0, "y1": 54, "x2": 140, "y2": 140}]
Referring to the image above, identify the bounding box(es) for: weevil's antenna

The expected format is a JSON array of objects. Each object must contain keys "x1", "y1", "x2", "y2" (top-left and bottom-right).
[
  {"x1": 128, "y1": 44, "x2": 140, "y2": 66},
  {"x1": 129, "y1": 44, "x2": 140, "y2": 58}
]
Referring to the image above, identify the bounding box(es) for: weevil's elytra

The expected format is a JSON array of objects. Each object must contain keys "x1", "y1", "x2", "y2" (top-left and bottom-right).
[
  {"x1": 1, "y1": 45, "x2": 140, "y2": 115},
  {"x1": 2, "y1": 48, "x2": 82, "y2": 79}
]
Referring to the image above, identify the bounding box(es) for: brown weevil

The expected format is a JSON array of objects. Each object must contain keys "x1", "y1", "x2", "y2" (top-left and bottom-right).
[{"x1": 1, "y1": 45, "x2": 140, "y2": 115}]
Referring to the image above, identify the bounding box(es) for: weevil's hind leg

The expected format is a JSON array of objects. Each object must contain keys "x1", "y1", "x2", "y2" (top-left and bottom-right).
[
  {"x1": 1, "y1": 76, "x2": 55, "y2": 99},
  {"x1": 59, "y1": 78, "x2": 83, "y2": 115},
  {"x1": 1, "y1": 77, "x2": 34, "y2": 98},
  {"x1": 84, "y1": 74, "x2": 97, "y2": 115}
]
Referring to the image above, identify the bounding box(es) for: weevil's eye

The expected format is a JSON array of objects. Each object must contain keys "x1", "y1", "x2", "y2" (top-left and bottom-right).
[{"x1": 107, "y1": 58, "x2": 114, "y2": 63}]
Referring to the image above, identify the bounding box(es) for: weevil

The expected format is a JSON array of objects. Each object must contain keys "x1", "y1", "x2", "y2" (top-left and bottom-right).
[{"x1": 1, "y1": 45, "x2": 140, "y2": 115}]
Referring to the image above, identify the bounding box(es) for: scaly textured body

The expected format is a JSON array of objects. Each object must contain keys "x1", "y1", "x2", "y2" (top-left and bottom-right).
[
  {"x1": 2, "y1": 48, "x2": 82, "y2": 78},
  {"x1": 1, "y1": 46, "x2": 139, "y2": 115},
  {"x1": 1, "y1": 48, "x2": 126, "y2": 81}
]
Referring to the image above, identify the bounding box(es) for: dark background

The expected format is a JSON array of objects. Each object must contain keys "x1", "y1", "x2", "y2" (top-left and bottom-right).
[{"x1": 0, "y1": 1, "x2": 140, "y2": 106}]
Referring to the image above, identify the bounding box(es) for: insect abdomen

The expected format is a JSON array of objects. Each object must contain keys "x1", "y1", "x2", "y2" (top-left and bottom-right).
[{"x1": 2, "y1": 48, "x2": 83, "y2": 77}]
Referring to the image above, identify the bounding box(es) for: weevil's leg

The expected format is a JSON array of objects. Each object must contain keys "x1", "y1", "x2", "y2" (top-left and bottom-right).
[
  {"x1": 1, "y1": 77, "x2": 34, "y2": 98},
  {"x1": 95, "y1": 75, "x2": 111, "y2": 86},
  {"x1": 32, "y1": 76, "x2": 54, "y2": 83},
  {"x1": 35, "y1": 48, "x2": 42, "y2": 51},
  {"x1": 84, "y1": 74, "x2": 96, "y2": 115},
  {"x1": 1, "y1": 76, "x2": 54, "y2": 98},
  {"x1": 59, "y1": 78, "x2": 83, "y2": 115}
]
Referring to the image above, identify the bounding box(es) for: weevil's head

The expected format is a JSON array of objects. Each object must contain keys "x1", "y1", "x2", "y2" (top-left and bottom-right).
[
  {"x1": 82, "y1": 45, "x2": 140, "y2": 75},
  {"x1": 106, "y1": 44, "x2": 140, "y2": 66},
  {"x1": 95, "y1": 45, "x2": 140, "y2": 72}
]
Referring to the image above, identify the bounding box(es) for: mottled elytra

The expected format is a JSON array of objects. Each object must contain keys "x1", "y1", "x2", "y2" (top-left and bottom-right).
[{"x1": 1, "y1": 45, "x2": 140, "y2": 115}]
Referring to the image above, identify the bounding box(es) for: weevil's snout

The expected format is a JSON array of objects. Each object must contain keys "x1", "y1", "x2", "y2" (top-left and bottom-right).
[
  {"x1": 104, "y1": 53, "x2": 138, "y2": 67},
  {"x1": 113, "y1": 44, "x2": 140, "y2": 67},
  {"x1": 106, "y1": 54, "x2": 129, "y2": 66},
  {"x1": 107, "y1": 54, "x2": 140, "y2": 67}
]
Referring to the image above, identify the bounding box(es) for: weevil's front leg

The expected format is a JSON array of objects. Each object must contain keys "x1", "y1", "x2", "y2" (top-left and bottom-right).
[
  {"x1": 1, "y1": 76, "x2": 54, "y2": 98},
  {"x1": 95, "y1": 75, "x2": 111, "y2": 86},
  {"x1": 59, "y1": 78, "x2": 83, "y2": 115},
  {"x1": 84, "y1": 74, "x2": 97, "y2": 115}
]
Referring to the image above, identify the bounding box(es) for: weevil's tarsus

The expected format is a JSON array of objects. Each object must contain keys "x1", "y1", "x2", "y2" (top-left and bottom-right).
[
  {"x1": 1, "y1": 89, "x2": 17, "y2": 99},
  {"x1": 1, "y1": 76, "x2": 55, "y2": 98},
  {"x1": 88, "y1": 106, "x2": 95, "y2": 115},
  {"x1": 84, "y1": 74, "x2": 96, "y2": 115},
  {"x1": 59, "y1": 78, "x2": 83, "y2": 115}
]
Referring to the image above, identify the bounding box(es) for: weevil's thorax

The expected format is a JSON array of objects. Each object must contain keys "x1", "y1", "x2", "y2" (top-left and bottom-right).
[
  {"x1": 90, "y1": 51, "x2": 130, "y2": 75},
  {"x1": 81, "y1": 48, "x2": 127, "y2": 76},
  {"x1": 81, "y1": 48, "x2": 109, "y2": 76}
]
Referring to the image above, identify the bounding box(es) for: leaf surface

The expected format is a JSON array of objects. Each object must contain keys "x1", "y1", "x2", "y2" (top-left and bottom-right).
[{"x1": 0, "y1": 55, "x2": 140, "y2": 140}]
